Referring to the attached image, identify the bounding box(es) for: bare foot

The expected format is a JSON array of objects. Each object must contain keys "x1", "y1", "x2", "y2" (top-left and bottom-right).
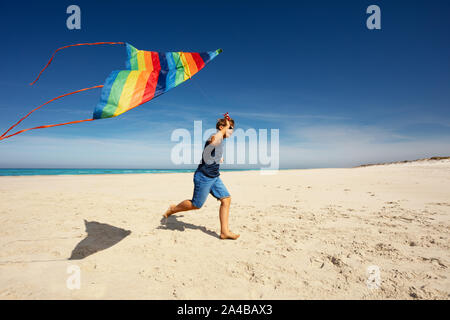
[
  {"x1": 220, "y1": 231, "x2": 240, "y2": 240},
  {"x1": 163, "y1": 205, "x2": 176, "y2": 219}
]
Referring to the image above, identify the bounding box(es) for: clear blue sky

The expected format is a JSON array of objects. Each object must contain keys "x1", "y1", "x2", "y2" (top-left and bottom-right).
[{"x1": 0, "y1": 0, "x2": 449, "y2": 168}]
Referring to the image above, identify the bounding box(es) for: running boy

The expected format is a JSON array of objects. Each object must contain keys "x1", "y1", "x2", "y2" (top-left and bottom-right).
[{"x1": 163, "y1": 114, "x2": 239, "y2": 240}]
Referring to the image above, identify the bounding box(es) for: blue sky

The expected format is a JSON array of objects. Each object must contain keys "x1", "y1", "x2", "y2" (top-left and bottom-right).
[{"x1": 0, "y1": 0, "x2": 449, "y2": 169}]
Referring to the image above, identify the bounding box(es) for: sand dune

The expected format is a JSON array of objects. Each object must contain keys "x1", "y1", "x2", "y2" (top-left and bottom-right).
[{"x1": 0, "y1": 160, "x2": 449, "y2": 299}]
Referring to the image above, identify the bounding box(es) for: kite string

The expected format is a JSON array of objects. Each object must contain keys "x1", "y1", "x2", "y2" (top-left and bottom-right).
[
  {"x1": 0, "y1": 85, "x2": 103, "y2": 141},
  {"x1": 30, "y1": 41, "x2": 125, "y2": 85},
  {"x1": 191, "y1": 77, "x2": 217, "y2": 106},
  {"x1": 173, "y1": 52, "x2": 216, "y2": 105}
]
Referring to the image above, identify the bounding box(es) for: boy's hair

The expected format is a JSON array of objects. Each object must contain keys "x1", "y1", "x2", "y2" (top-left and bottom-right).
[{"x1": 216, "y1": 118, "x2": 235, "y2": 130}]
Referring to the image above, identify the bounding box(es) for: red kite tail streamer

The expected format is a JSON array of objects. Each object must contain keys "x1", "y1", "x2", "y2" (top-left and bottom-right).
[
  {"x1": 30, "y1": 41, "x2": 125, "y2": 85},
  {"x1": 0, "y1": 118, "x2": 95, "y2": 141},
  {"x1": 0, "y1": 85, "x2": 103, "y2": 142}
]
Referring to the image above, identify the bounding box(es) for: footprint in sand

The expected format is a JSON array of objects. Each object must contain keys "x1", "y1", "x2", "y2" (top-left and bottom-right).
[{"x1": 427, "y1": 202, "x2": 450, "y2": 207}]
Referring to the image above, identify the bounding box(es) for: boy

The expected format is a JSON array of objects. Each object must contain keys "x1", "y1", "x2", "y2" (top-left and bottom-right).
[{"x1": 163, "y1": 115, "x2": 239, "y2": 240}]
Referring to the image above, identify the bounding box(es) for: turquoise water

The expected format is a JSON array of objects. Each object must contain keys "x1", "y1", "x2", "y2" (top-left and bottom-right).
[{"x1": 0, "y1": 168, "x2": 258, "y2": 176}]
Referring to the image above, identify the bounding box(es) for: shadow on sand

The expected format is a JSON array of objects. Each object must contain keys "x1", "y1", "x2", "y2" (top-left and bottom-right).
[
  {"x1": 68, "y1": 220, "x2": 131, "y2": 260},
  {"x1": 158, "y1": 215, "x2": 219, "y2": 239}
]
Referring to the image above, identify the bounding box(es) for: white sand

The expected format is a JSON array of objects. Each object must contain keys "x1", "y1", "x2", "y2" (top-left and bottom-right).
[{"x1": 0, "y1": 160, "x2": 449, "y2": 299}]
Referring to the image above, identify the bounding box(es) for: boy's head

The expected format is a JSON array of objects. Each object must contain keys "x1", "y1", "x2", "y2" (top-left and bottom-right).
[{"x1": 216, "y1": 117, "x2": 235, "y2": 138}]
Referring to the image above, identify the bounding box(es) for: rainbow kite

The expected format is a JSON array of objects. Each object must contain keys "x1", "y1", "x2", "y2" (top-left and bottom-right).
[{"x1": 0, "y1": 42, "x2": 222, "y2": 141}]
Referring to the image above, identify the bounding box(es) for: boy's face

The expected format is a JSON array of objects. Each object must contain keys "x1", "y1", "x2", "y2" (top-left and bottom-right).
[{"x1": 221, "y1": 124, "x2": 234, "y2": 138}]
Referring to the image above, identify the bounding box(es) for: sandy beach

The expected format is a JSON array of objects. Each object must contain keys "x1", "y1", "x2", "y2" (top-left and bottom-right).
[{"x1": 0, "y1": 160, "x2": 449, "y2": 299}]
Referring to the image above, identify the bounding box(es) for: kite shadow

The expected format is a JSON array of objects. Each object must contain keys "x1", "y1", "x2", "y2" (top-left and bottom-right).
[
  {"x1": 158, "y1": 215, "x2": 219, "y2": 239},
  {"x1": 68, "y1": 220, "x2": 131, "y2": 260}
]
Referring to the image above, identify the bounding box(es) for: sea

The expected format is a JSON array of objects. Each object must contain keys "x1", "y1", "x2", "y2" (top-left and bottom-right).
[{"x1": 0, "y1": 168, "x2": 259, "y2": 176}]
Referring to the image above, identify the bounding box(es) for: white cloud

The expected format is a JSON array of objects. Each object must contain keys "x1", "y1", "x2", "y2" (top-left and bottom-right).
[{"x1": 280, "y1": 124, "x2": 450, "y2": 168}]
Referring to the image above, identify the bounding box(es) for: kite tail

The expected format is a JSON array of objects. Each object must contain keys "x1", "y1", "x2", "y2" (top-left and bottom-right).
[
  {"x1": 0, "y1": 119, "x2": 95, "y2": 141},
  {"x1": 30, "y1": 41, "x2": 125, "y2": 85},
  {"x1": 0, "y1": 85, "x2": 103, "y2": 142}
]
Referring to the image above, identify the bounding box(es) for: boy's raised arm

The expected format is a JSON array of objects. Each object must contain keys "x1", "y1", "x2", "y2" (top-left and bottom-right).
[{"x1": 210, "y1": 119, "x2": 230, "y2": 146}]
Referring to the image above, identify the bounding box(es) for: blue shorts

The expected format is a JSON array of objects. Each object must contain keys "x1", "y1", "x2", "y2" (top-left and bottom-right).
[{"x1": 191, "y1": 170, "x2": 230, "y2": 208}]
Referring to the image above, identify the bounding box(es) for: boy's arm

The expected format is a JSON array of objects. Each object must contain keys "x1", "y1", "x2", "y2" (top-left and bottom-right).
[{"x1": 210, "y1": 119, "x2": 230, "y2": 146}]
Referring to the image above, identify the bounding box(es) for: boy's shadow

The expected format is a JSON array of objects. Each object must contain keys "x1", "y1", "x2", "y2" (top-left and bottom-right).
[
  {"x1": 69, "y1": 220, "x2": 131, "y2": 260},
  {"x1": 158, "y1": 215, "x2": 219, "y2": 239}
]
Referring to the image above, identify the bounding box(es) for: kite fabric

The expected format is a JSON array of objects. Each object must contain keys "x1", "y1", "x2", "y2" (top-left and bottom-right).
[
  {"x1": 94, "y1": 43, "x2": 222, "y2": 119},
  {"x1": 0, "y1": 42, "x2": 222, "y2": 141}
]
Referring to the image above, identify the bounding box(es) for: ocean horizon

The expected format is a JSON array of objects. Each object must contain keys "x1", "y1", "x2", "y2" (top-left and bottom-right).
[{"x1": 0, "y1": 168, "x2": 264, "y2": 177}]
